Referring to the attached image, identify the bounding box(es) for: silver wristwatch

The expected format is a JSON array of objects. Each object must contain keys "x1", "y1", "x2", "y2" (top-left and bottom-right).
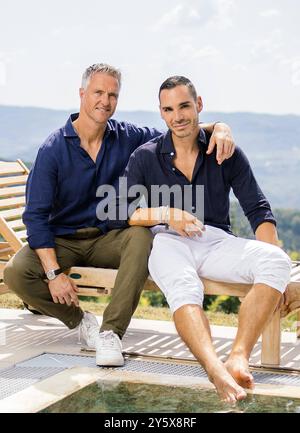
[{"x1": 46, "y1": 268, "x2": 63, "y2": 281}]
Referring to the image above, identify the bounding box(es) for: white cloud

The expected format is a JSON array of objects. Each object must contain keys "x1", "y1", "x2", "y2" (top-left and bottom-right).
[
  {"x1": 52, "y1": 27, "x2": 64, "y2": 37},
  {"x1": 0, "y1": 62, "x2": 6, "y2": 86},
  {"x1": 194, "y1": 45, "x2": 221, "y2": 60},
  {"x1": 213, "y1": 0, "x2": 236, "y2": 29},
  {"x1": 282, "y1": 57, "x2": 300, "y2": 87},
  {"x1": 250, "y1": 31, "x2": 283, "y2": 61},
  {"x1": 232, "y1": 64, "x2": 247, "y2": 72},
  {"x1": 291, "y1": 60, "x2": 300, "y2": 86},
  {"x1": 153, "y1": 1, "x2": 215, "y2": 30},
  {"x1": 259, "y1": 9, "x2": 280, "y2": 18},
  {"x1": 153, "y1": 0, "x2": 236, "y2": 32},
  {"x1": 0, "y1": 52, "x2": 12, "y2": 86}
]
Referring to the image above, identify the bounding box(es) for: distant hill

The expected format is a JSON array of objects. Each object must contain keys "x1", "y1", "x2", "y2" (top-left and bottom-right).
[{"x1": 0, "y1": 105, "x2": 300, "y2": 208}]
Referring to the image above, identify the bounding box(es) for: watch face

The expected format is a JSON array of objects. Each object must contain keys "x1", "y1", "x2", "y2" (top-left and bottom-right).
[{"x1": 47, "y1": 270, "x2": 56, "y2": 280}]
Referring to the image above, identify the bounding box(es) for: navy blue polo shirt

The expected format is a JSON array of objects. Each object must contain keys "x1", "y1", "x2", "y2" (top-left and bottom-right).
[
  {"x1": 108, "y1": 128, "x2": 276, "y2": 234},
  {"x1": 23, "y1": 113, "x2": 162, "y2": 249}
]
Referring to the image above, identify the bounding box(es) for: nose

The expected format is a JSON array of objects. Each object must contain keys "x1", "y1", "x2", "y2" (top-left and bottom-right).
[
  {"x1": 173, "y1": 109, "x2": 184, "y2": 123},
  {"x1": 100, "y1": 92, "x2": 110, "y2": 106}
]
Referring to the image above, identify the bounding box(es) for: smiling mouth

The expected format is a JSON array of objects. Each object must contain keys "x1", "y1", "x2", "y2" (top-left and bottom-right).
[
  {"x1": 96, "y1": 107, "x2": 110, "y2": 112},
  {"x1": 173, "y1": 122, "x2": 190, "y2": 129}
]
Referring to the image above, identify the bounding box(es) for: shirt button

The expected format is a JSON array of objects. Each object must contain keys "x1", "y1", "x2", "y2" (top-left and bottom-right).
[
  {"x1": 172, "y1": 167, "x2": 176, "y2": 171},
  {"x1": 170, "y1": 152, "x2": 174, "y2": 156}
]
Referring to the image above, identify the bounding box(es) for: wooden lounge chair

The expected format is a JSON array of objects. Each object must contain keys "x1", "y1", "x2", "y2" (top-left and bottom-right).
[{"x1": 0, "y1": 159, "x2": 299, "y2": 367}]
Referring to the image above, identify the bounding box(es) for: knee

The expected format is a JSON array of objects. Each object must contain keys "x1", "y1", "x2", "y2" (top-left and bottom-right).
[
  {"x1": 3, "y1": 255, "x2": 27, "y2": 290},
  {"x1": 3, "y1": 250, "x2": 42, "y2": 288},
  {"x1": 3, "y1": 259, "x2": 14, "y2": 286},
  {"x1": 267, "y1": 247, "x2": 291, "y2": 275},
  {"x1": 166, "y1": 291, "x2": 204, "y2": 314},
  {"x1": 256, "y1": 246, "x2": 292, "y2": 292},
  {"x1": 123, "y1": 226, "x2": 153, "y2": 251}
]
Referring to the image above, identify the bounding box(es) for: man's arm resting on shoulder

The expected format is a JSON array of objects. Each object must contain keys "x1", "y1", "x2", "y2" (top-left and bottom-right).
[
  {"x1": 201, "y1": 122, "x2": 235, "y2": 164},
  {"x1": 255, "y1": 222, "x2": 280, "y2": 247},
  {"x1": 35, "y1": 248, "x2": 79, "y2": 307}
]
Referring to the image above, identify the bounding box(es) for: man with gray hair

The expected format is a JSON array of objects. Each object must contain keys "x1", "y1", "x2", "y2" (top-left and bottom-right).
[{"x1": 4, "y1": 63, "x2": 236, "y2": 367}]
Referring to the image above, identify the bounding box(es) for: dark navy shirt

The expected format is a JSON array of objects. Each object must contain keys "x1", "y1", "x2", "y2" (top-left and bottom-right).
[
  {"x1": 23, "y1": 113, "x2": 162, "y2": 249},
  {"x1": 108, "y1": 129, "x2": 276, "y2": 234}
]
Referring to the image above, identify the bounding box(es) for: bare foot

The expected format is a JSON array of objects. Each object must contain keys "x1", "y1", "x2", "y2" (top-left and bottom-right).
[
  {"x1": 225, "y1": 355, "x2": 254, "y2": 389},
  {"x1": 207, "y1": 363, "x2": 247, "y2": 404}
]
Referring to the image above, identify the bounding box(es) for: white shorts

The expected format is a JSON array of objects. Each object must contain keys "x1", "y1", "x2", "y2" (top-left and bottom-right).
[{"x1": 148, "y1": 225, "x2": 292, "y2": 313}]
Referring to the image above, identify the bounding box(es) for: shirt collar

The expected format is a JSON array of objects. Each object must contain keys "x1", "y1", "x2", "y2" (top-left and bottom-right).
[
  {"x1": 160, "y1": 128, "x2": 208, "y2": 154},
  {"x1": 63, "y1": 113, "x2": 116, "y2": 138}
]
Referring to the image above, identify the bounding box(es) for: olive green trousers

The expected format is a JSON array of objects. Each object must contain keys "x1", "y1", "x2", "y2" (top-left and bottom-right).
[{"x1": 4, "y1": 227, "x2": 153, "y2": 338}]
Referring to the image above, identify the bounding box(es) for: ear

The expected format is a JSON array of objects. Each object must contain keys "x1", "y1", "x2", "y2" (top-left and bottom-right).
[
  {"x1": 196, "y1": 96, "x2": 203, "y2": 114},
  {"x1": 79, "y1": 87, "x2": 85, "y2": 100}
]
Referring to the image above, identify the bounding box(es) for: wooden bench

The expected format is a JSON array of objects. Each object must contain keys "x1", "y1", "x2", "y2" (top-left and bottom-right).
[{"x1": 0, "y1": 159, "x2": 299, "y2": 367}]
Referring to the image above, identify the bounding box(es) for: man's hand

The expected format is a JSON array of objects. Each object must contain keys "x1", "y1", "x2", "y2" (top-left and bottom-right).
[
  {"x1": 168, "y1": 208, "x2": 205, "y2": 237},
  {"x1": 206, "y1": 122, "x2": 235, "y2": 165},
  {"x1": 280, "y1": 286, "x2": 300, "y2": 318},
  {"x1": 48, "y1": 273, "x2": 80, "y2": 307}
]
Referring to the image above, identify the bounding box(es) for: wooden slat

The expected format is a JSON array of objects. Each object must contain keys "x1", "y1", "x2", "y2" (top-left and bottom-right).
[
  {"x1": 0, "y1": 175, "x2": 28, "y2": 187},
  {"x1": 0, "y1": 250, "x2": 13, "y2": 259},
  {"x1": 0, "y1": 207, "x2": 25, "y2": 220},
  {"x1": 0, "y1": 261, "x2": 7, "y2": 272},
  {"x1": 8, "y1": 219, "x2": 25, "y2": 230},
  {"x1": 67, "y1": 266, "x2": 252, "y2": 296},
  {"x1": 0, "y1": 242, "x2": 13, "y2": 258},
  {"x1": 17, "y1": 159, "x2": 30, "y2": 174},
  {"x1": 261, "y1": 310, "x2": 281, "y2": 366},
  {"x1": 0, "y1": 284, "x2": 9, "y2": 295},
  {"x1": 0, "y1": 185, "x2": 26, "y2": 198},
  {"x1": 16, "y1": 229, "x2": 27, "y2": 240},
  {"x1": 0, "y1": 216, "x2": 25, "y2": 252},
  {"x1": 0, "y1": 241, "x2": 10, "y2": 250},
  {"x1": 67, "y1": 267, "x2": 118, "y2": 288},
  {"x1": 0, "y1": 162, "x2": 25, "y2": 176},
  {"x1": 78, "y1": 287, "x2": 112, "y2": 297},
  {"x1": 0, "y1": 196, "x2": 26, "y2": 210},
  {"x1": 202, "y1": 278, "x2": 251, "y2": 297}
]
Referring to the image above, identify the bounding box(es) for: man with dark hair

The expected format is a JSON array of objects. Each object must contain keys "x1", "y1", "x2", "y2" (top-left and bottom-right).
[
  {"x1": 111, "y1": 75, "x2": 291, "y2": 401},
  {"x1": 3, "y1": 65, "x2": 235, "y2": 368}
]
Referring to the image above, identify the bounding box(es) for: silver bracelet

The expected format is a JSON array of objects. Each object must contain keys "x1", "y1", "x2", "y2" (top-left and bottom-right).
[
  {"x1": 158, "y1": 206, "x2": 169, "y2": 225},
  {"x1": 158, "y1": 206, "x2": 164, "y2": 224},
  {"x1": 164, "y1": 205, "x2": 170, "y2": 227}
]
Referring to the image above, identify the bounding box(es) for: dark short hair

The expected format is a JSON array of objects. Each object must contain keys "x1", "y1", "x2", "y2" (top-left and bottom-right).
[{"x1": 159, "y1": 76, "x2": 197, "y2": 102}]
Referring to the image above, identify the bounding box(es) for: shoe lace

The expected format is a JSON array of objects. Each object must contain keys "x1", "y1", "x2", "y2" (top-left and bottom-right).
[
  {"x1": 99, "y1": 330, "x2": 119, "y2": 347},
  {"x1": 81, "y1": 315, "x2": 99, "y2": 341}
]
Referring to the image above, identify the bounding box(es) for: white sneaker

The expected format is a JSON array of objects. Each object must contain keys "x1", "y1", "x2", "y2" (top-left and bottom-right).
[
  {"x1": 96, "y1": 330, "x2": 124, "y2": 367},
  {"x1": 77, "y1": 312, "x2": 99, "y2": 350}
]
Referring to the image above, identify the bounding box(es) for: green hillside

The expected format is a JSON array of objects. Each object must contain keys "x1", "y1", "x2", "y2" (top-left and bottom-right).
[{"x1": 0, "y1": 105, "x2": 299, "y2": 209}]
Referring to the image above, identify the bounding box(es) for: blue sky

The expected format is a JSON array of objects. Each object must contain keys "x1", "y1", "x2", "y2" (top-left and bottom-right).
[{"x1": 1, "y1": 0, "x2": 299, "y2": 114}]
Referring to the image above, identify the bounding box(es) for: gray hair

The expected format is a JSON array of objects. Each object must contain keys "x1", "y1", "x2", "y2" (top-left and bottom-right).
[{"x1": 81, "y1": 63, "x2": 122, "y2": 89}]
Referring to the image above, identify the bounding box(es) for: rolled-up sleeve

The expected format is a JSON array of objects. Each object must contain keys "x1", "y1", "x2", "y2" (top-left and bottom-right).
[
  {"x1": 22, "y1": 142, "x2": 58, "y2": 249},
  {"x1": 229, "y1": 147, "x2": 276, "y2": 233}
]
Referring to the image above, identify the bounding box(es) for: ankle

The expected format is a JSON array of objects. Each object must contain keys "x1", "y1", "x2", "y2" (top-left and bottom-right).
[
  {"x1": 100, "y1": 329, "x2": 122, "y2": 340},
  {"x1": 205, "y1": 359, "x2": 226, "y2": 377},
  {"x1": 227, "y1": 349, "x2": 249, "y2": 361}
]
